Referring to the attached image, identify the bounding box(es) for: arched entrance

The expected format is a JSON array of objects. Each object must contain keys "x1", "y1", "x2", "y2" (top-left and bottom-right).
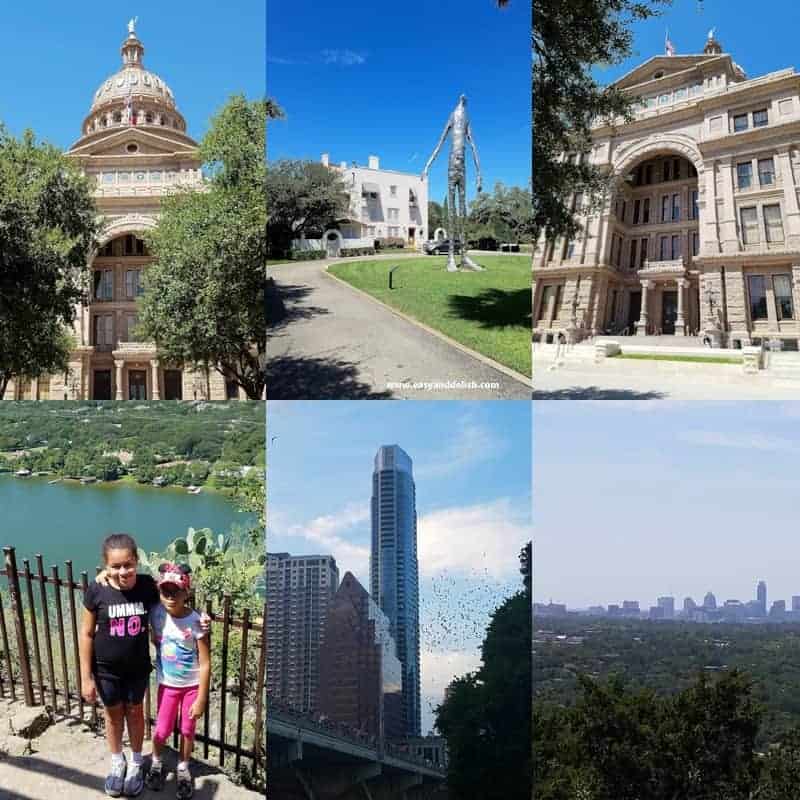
[
  {"x1": 323, "y1": 229, "x2": 343, "y2": 258},
  {"x1": 602, "y1": 136, "x2": 704, "y2": 338},
  {"x1": 433, "y1": 227, "x2": 447, "y2": 242}
]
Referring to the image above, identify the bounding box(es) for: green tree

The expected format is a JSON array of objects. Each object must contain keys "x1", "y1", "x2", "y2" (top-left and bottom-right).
[
  {"x1": 428, "y1": 200, "x2": 445, "y2": 237},
  {"x1": 0, "y1": 127, "x2": 98, "y2": 398},
  {"x1": 436, "y1": 556, "x2": 531, "y2": 799},
  {"x1": 469, "y1": 182, "x2": 534, "y2": 244},
  {"x1": 266, "y1": 159, "x2": 350, "y2": 257},
  {"x1": 139, "y1": 95, "x2": 266, "y2": 400},
  {"x1": 533, "y1": 0, "x2": 669, "y2": 243}
]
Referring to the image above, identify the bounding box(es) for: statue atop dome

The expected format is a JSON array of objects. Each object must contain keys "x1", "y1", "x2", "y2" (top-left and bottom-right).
[{"x1": 128, "y1": 17, "x2": 138, "y2": 36}]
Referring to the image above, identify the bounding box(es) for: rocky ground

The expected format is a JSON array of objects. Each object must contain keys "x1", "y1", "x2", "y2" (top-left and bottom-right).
[{"x1": 0, "y1": 698, "x2": 262, "y2": 800}]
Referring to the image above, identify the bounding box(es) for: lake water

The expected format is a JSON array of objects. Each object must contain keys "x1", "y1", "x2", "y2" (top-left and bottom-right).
[{"x1": 0, "y1": 475, "x2": 256, "y2": 578}]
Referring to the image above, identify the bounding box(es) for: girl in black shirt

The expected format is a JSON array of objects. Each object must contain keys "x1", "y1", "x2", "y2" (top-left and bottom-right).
[{"x1": 80, "y1": 533, "x2": 158, "y2": 798}]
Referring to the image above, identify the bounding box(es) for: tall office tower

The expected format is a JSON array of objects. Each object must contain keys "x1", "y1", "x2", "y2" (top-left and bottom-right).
[
  {"x1": 266, "y1": 552, "x2": 339, "y2": 713},
  {"x1": 318, "y1": 572, "x2": 404, "y2": 739},
  {"x1": 704, "y1": 592, "x2": 717, "y2": 610},
  {"x1": 683, "y1": 597, "x2": 697, "y2": 613},
  {"x1": 793, "y1": 596, "x2": 800, "y2": 612},
  {"x1": 370, "y1": 445, "x2": 421, "y2": 736},
  {"x1": 757, "y1": 580, "x2": 767, "y2": 616},
  {"x1": 657, "y1": 596, "x2": 675, "y2": 619}
]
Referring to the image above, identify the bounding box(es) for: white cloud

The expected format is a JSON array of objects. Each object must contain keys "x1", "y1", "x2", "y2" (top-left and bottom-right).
[
  {"x1": 322, "y1": 49, "x2": 367, "y2": 66},
  {"x1": 281, "y1": 502, "x2": 371, "y2": 583},
  {"x1": 418, "y1": 498, "x2": 531, "y2": 579},
  {"x1": 420, "y1": 649, "x2": 482, "y2": 734},
  {"x1": 267, "y1": 55, "x2": 301, "y2": 66},
  {"x1": 415, "y1": 413, "x2": 505, "y2": 480},
  {"x1": 678, "y1": 430, "x2": 799, "y2": 454}
]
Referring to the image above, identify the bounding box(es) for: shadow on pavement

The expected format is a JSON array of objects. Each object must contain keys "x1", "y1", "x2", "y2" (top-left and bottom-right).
[
  {"x1": 266, "y1": 355, "x2": 393, "y2": 400},
  {"x1": 532, "y1": 386, "x2": 667, "y2": 400},
  {"x1": 0, "y1": 752, "x2": 237, "y2": 799},
  {"x1": 447, "y1": 288, "x2": 531, "y2": 329},
  {"x1": 267, "y1": 280, "x2": 330, "y2": 332}
]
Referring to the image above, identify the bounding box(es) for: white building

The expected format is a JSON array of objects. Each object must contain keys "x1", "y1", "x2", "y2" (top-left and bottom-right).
[{"x1": 322, "y1": 154, "x2": 429, "y2": 250}]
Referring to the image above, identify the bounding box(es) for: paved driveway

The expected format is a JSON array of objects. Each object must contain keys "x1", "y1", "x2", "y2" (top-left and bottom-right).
[{"x1": 267, "y1": 255, "x2": 531, "y2": 400}]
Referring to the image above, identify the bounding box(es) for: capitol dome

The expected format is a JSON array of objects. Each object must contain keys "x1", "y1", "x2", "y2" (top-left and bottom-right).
[{"x1": 81, "y1": 21, "x2": 188, "y2": 137}]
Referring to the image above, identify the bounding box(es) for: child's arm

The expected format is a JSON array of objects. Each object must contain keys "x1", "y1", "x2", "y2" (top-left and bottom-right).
[
  {"x1": 189, "y1": 634, "x2": 211, "y2": 720},
  {"x1": 79, "y1": 608, "x2": 98, "y2": 703}
]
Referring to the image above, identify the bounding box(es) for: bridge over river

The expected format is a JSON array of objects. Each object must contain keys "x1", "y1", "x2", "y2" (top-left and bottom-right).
[{"x1": 268, "y1": 708, "x2": 448, "y2": 800}]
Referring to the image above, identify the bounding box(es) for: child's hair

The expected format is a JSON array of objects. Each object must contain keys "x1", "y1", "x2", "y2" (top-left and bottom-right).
[{"x1": 101, "y1": 533, "x2": 139, "y2": 563}]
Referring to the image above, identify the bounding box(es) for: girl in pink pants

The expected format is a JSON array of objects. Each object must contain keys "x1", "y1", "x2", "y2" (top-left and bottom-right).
[{"x1": 146, "y1": 563, "x2": 211, "y2": 799}]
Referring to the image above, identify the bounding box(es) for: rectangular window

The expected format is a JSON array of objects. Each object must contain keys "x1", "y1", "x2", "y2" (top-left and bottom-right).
[
  {"x1": 642, "y1": 198, "x2": 650, "y2": 224},
  {"x1": 748, "y1": 275, "x2": 768, "y2": 320},
  {"x1": 390, "y1": 185, "x2": 397, "y2": 197},
  {"x1": 672, "y1": 193, "x2": 680, "y2": 221},
  {"x1": 645, "y1": 164, "x2": 654, "y2": 184},
  {"x1": 753, "y1": 108, "x2": 769, "y2": 127},
  {"x1": 661, "y1": 195, "x2": 669, "y2": 223},
  {"x1": 733, "y1": 113, "x2": 749, "y2": 132},
  {"x1": 629, "y1": 238, "x2": 638, "y2": 270},
  {"x1": 566, "y1": 240, "x2": 575, "y2": 259},
  {"x1": 673, "y1": 158, "x2": 680, "y2": 180},
  {"x1": 633, "y1": 199, "x2": 640, "y2": 225},
  {"x1": 621, "y1": 200, "x2": 627, "y2": 222},
  {"x1": 671, "y1": 234, "x2": 681, "y2": 260},
  {"x1": 758, "y1": 158, "x2": 775, "y2": 186},
  {"x1": 737, "y1": 162, "x2": 752, "y2": 189},
  {"x1": 774, "y1": 275, "x2": 794, "y2": 320},
  {"x1": 663, "y1": 160, "x2": 671, "y2": 182},
  {"x1": 94, "y1": 270, "x2": 113, "y2": 300},
  {"x1": 124, "y1": 269, "x2": 142, "y2": 298},
  {"x1": 764, "y1": 204, "x2": 785, "y2": 243},
  {"x1": 125, "y1": 315, "x2": 138, "y2": 342},
  {"x1": 675, "y1": 87, "x2": 687, "y2": 101},
  {"x1": 692, "y1": 231, "x2": 700, "y2": 257},
  {"x1": 640, "y1": 238, "x2": 649, "y2": 267},
  {"x1": 740, "y1": 206, "x2": 759, "y2": 244},
  {"x1": 690, "y1": 190, "x2": 699, "y2": 220},
  {"x1": 659, "y1": 93, "x2": 670, "y2": 106},
  {"x1": 538, "y1": 287, "x2": 552, "y2": 321},
  {"x1": 573, "y1": 192, "x2": 584, "y2": 213},
  {"x1": 659, "y1": 235, "x2": 669, "y2": 261}
]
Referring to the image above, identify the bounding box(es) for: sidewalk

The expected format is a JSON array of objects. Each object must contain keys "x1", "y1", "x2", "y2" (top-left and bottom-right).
[{"x1": 0, "y1": 700, "x2": 260, "y2": 800}]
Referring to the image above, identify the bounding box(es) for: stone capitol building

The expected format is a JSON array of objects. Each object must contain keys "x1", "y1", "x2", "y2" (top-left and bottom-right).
[
  {"x1": 6, "y1": 22, "x2": 241, "y2": 400},
  {"x1": 534, "y1": 31, "x2": 800, "y2": 351}
]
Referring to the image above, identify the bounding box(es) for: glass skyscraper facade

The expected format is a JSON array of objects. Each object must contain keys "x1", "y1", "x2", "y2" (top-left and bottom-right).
[{"x1": 370, "y1": 444, "x2": 421, "y2": 736}]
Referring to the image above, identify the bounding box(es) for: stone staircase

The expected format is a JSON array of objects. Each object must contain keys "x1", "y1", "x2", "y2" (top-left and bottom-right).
[{"x1": 765, "y1": 351, "x2": 800, "y2": 385}]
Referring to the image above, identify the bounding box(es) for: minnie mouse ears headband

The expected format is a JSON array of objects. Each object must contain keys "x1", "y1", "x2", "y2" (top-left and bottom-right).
[{"x1": 157, "y1": 561, "x2": 192, "y2": 590}]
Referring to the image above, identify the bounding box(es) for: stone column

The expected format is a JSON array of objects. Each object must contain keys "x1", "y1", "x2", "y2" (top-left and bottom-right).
[
  {"x1": 591, "y1": 277, "x2": 608, "y2": 333},
  {"x1": 717, "y1": 158, "x2": 740, "y2": 254},
  {"x1": 777, "y1": 148, "x2": 800, "y2": 249},
  {"x1": 114, "y1": 360, "x2": 124, "y2": 401},
  {"x1": 636, "y1": 280, "x2": 651, "y2": 335},
  {"x1": 151, "y1": 359, "x2": 161, "y2": 400},
  {"x1": 675, "y1": 278, "x2": 688, "y2": 336}
]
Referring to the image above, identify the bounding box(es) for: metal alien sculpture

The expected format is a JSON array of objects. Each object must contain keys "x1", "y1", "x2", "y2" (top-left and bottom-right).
[{"x1": 422, "y1": 94, "x2": 484, "y2": 272}]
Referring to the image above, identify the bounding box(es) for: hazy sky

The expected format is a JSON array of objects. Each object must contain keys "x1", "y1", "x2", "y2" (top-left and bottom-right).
[
  {"x1": 267, "y1": 0, "x2": 531, "y2": 202},
  {"x1": 268, "y1": 400, "x2": 532, "y2": 734},
  {"x1": 534, "y1": 402, "x2": 800, "y2": 611}
]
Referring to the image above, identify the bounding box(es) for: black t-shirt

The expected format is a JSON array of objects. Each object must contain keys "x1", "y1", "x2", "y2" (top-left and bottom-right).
[{"x1": 83, "y1": 574, "x2": 160, "y2": 679}]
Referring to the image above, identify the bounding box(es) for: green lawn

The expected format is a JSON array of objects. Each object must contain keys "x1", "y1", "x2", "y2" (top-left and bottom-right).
[
  {"x1": 328, "y1": 255, "x2": 531, "y2": 376},
  {"x1": 611, "y1": 353, "x2": 742, "y2": 365}
]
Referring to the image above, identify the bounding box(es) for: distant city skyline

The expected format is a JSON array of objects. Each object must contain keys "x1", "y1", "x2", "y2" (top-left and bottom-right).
[{"x1": 535, "y1": 403, "x2": 800, "y2": 611}]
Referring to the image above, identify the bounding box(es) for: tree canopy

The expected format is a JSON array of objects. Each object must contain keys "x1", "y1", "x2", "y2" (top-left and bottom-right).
[
  {"x1": 436, "y1": 544, "x2": 531, "y2": 799},
  {"x1": 533, "y1": 0, "x2": 669, "y2": 243},
  {"x1": 469, "y1": 182, "x2": 534, "y2": 244},
  {"x1": 138, "y1": 95, "x2": 266, "y2": 400},
  {"x1": 266, "y1": 159, "x2": 350, "y2": 257},
  {"x1": 0, "y1": 127, "x2": 98, "y2": 398}
]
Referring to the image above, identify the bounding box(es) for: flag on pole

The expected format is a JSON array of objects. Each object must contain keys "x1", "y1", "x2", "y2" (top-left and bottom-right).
[{"x1": 665, "y1": 30, "x2": 676, "y2": 57}]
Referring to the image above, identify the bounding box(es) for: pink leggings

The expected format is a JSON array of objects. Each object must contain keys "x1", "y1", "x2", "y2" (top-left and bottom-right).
[{"x1": 154, "y1": 684, "x2": 198, "y2": 742}]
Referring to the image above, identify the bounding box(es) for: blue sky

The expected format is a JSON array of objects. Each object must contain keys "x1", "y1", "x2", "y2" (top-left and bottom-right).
[
  {"x1": 0, "y1": 2, "x2": 264, "y2": 150},
  {"x1": 534, "y1": 403, "x2": 800, "y2": 611},
  {"x1": 267, "y1": 400, "x2": 532, "y2": 734},
  {"x1": 267, "y1": 0, "x2": 531, "y2": 204},
  {"x1": 597, "y1": 0, "x2": 800, "y2": 85}
]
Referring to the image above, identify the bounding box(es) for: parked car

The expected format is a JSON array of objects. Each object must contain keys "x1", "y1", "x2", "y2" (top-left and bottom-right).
[{"x1": 424, "y1": 238, "x2": 462, "y2": 255}]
